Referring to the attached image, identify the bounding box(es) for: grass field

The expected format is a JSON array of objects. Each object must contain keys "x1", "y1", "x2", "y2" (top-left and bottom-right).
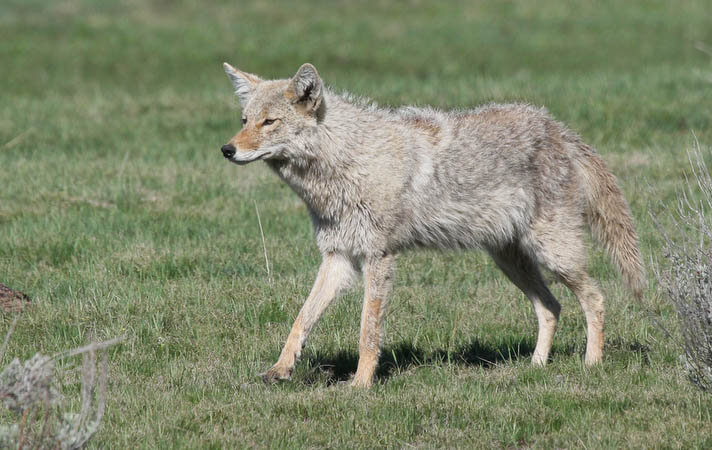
[{"x1": 2, "y1": 0, "x2": 712, "y2": 447}]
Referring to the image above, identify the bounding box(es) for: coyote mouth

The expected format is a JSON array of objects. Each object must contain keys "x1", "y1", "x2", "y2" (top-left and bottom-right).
[{"x1": 227, "y1": 146, "x2": 281, "y2": 165}]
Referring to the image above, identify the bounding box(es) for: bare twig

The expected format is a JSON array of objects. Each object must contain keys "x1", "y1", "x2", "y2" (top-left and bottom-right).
[
  {"x1": 75, "y1": 350, "x2": 96, "y2": 436},
  {"x1": 95, "y1": 351, "x2": 109, "y2": 423},
  {"x1": 17, "y1": 408, "x2": 29, "y2": 450},
  {"x1": 2, "y1": 128, "x2": 34, "y2": 150},
  {"x1": 63, "y1": 195, "x2": 116, "y2": 209},
  {"x1": 116, "y1": 151, "x2": 130, "y2": 181},
  {"x1": 694, "y1": 41, "x2": 712, "y2": 58},
  {"x1": 0, "y1": 316, "x2": 19, "y2": 362},
  {"x1": 57, "y1": 336, "x2": 124, "y2": 359},
  {"x1": 253, "y1": 200, "x2": 272, "y2": 284}
]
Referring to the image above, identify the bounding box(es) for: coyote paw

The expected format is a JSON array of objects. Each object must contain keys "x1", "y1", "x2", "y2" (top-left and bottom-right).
[
  {"x1": 260, "y1": 365, "x2": 293, "y2": 384},
  {"x1": 349, "y1": 375, "x2": 373, "y2": 389}
]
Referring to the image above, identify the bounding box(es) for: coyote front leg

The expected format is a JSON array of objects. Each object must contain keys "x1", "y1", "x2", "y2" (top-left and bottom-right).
[
  {"x1": 351, "y1": 254, "x2": 396, "y2": 388},
  {"x1": 262, "y1": 253, "x2": 357, "y2": 383}
]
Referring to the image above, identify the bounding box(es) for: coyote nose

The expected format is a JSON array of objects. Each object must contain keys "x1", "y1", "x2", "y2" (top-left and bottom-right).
[{"x1": 221, "y1": 144, "x2": 236, "y2": 158}]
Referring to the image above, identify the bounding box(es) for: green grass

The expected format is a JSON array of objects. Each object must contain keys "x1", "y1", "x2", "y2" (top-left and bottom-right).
[{"x1": 2, "y1": 0, "x2": 712, "y2": 447}]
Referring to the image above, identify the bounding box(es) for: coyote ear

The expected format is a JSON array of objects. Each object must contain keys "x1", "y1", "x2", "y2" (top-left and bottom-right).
[
  {"x1": 286, "y1": 63, "x2": 323, "y2": 113},
  {"x1": 223, "y1": 62, "x2": 261, "y2": 106}
]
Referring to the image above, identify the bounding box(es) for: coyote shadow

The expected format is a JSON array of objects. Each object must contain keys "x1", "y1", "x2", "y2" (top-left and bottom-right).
[{"x1": 302, "y1": 338, "x2": 536, "y2": 385}]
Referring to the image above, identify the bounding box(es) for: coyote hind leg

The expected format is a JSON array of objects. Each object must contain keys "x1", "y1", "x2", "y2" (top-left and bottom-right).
[
  {"x1": 525, "y1": 218, "x2": 605, "y2": 365},
  {"x1": 489, "y1": 244, "x2": 561, "y2": 366},
  {"x1": 559, "y1": 271, "x2": 605, "y2": 365}
]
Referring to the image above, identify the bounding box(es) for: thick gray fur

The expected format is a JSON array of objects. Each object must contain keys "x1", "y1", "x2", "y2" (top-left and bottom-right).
[{"x1": 221, "y1": 62, "x2": 645, "y2": 387}]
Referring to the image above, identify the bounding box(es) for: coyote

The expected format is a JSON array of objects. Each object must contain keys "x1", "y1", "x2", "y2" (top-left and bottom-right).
[{"x1": 220, "y1": 62, "x2": 645, "y2": 387}]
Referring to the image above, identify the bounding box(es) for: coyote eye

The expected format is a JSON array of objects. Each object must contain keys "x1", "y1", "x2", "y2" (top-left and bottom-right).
[
  {"x1": 262, "y1": 118, "x2": 276, "y2": 126},
  {"x1": 241, "y1": 117, "x2": 247, "y2": 125}
]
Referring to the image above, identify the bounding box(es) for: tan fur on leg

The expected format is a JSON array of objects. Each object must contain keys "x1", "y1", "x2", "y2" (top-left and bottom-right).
[
  {"x1": 561, "y1": 273, "x2": 605, "y2": 365},
  {"x1": 262, "y1": 253, "x2": 358, "y2": 382},
  {"x1": 351, "y1": 255, "x2": 395, "y2": 388},
  {"x1": 489, "y1": 245, "x2": 561, "y2": 366}
]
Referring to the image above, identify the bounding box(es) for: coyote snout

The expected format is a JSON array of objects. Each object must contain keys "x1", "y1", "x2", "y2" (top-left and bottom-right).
[
  {"x1": 220, "y1": 143, "x2": 236, "y2": 159},
  {"x1": 220, "y1": 62, "x2": 645, "y2": 388}
]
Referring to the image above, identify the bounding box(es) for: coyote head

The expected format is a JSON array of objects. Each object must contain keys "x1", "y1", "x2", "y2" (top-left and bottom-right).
[{"x1": 220, "y1": 63, "x2": 323, "y2": 165}]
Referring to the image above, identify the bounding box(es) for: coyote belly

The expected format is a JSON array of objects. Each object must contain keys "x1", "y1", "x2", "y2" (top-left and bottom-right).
[{"x1": 220, "y1": 62, "x2": 645, "y2": 387}]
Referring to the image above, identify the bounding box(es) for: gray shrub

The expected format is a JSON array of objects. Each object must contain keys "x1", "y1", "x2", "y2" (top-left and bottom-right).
[
  {"x1": 654, "y1": 140, "x2": 712, "y2": 392},
  {"x1": 0, "y1": 318, "x2": 120, "y2": 449}
]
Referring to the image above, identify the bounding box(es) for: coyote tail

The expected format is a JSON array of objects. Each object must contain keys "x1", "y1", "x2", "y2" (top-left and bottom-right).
[{"x1": 576, "y1": 143, "x2": 646, "y2": 299}]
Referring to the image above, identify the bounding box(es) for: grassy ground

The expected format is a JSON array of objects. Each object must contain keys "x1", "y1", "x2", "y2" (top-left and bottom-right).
[{"x1": 2, "y1": 0, "x2": 712, "y2": 447}]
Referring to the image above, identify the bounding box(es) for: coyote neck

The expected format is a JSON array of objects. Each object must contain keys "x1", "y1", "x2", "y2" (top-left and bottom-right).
[
  {"x1": 270, "y1": 159, "x2": 355, "y2": 223},
  {"x1": 268, "y1": 120, "x2": 365, "y2": 223},
  {"x1": 268, "y1": 93, "x2": 389, "y2": 229}
]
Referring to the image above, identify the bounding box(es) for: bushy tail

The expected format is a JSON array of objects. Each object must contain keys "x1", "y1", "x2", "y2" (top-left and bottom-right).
[{"x1": 576, "y1": 144, "x2": 646, "y2": 299}]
